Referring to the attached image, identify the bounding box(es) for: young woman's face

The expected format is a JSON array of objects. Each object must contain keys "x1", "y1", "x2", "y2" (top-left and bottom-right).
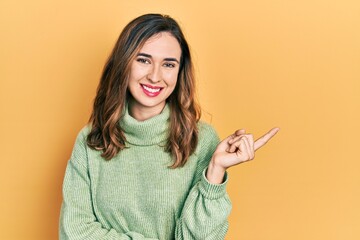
[{"x1": 128, "y1": 32, "x2": 181, "y2": 116}]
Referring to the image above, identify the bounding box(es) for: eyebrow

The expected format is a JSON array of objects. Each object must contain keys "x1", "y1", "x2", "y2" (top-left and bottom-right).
[{"x1": 137, "y1": 53, "x2": 180, "y2": 64}]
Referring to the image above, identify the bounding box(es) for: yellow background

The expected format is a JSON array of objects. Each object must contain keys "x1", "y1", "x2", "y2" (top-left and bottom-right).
[{"x1": 1, "y1": 0, "x2": 359, "y2": 239}]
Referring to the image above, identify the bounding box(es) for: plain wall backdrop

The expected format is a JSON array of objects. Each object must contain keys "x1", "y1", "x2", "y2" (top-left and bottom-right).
[{"x1": 1, "y1": 0, "x2": 359, "y2": 239}]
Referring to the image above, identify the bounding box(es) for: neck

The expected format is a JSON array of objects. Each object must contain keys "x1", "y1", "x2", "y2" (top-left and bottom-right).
[
  {"x1": 128, "y1": 99, "x2": 166, "y2": 121},
  {"x1": 120, "y1": 102, "x2": 170, "y2": 146}
]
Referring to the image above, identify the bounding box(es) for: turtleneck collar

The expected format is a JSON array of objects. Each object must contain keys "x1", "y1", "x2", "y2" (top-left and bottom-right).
[{"x1": 120, "y1": 104, "x2": 170, "y2": 146}]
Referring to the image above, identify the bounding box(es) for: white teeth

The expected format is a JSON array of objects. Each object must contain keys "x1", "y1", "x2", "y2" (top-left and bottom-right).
[{"x1": 143, "y1": 85, "x2": 161, "y2": 93}]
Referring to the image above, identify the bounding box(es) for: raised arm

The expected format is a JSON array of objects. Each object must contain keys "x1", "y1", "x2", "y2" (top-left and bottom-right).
[{"x1": 174, "y1": 125, "x2": 280, "y2": 239}]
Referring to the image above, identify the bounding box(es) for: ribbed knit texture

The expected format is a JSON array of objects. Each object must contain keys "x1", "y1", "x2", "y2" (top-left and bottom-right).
[{"x1": 59, "y1": 104, "x2": 232, "y2": 240}]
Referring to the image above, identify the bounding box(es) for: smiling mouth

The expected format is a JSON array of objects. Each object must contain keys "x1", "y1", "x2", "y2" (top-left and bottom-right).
[{"x1": 140, "y1": 84, "x2": 163, "y2": 97}]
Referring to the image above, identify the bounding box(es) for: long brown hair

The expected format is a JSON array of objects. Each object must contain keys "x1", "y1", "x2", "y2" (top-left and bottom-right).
[{"x1": 87, "y1": 14, "x2": 200, "y2": 168}]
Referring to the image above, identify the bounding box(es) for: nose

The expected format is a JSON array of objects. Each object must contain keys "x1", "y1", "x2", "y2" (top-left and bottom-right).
[{"x1": 147, "y1": 64, "x2": 161, "y2": 83}]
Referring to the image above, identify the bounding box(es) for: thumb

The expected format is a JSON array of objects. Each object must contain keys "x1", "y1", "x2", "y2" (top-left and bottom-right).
[
  {"x1": 216, "y1": 129, "x2": 246, "y2": 152},
  {"x1": 235, "y1": 129, "x2": 246, "y2": 136}
]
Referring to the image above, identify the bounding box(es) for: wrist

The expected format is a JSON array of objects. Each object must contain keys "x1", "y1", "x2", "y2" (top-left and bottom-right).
[{"x1": 206, "y1": 158, "x2": 226, "y2": 184}]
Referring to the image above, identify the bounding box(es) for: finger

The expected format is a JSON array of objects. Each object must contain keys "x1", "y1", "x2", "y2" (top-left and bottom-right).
[
  {"x1": 236, "y1": 138, "x2": 250, "y2": 161},
  {"x1": 228, "y1": 136, "x2": 242, "y2": 152},
  {"x1": 228, "y1": 134, "x2": 240, "y2": 145},
  {"x1": 228, "y1": 134, "x2": 248, "y2": 152},
  {"x1": 247, "y1": 134, "x2": 255, "y2": 159},
  {"x1": 221, "y1": 133, "x2": 241, "y2": 152},
  {"x1": 241, "y1": 136, "x2": 253, "y2": 161},
  {"x1": 228, "y1": 130, "x2": 247, "y2": 144},
  {"x1": 228, "y1": 134, "x2": 252, "y2": 154},
  {"x1": 229, "y1": 133, "x2": 253, "y2": 146},
  {"x1": 254, "y1": 127, "x2": 280, "y2": 151},
  {"x1": 235, "y1": 129, "x2": 246, "y2": 136}
]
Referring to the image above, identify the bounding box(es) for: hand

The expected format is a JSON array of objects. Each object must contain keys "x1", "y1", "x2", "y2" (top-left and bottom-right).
[{"x1": 206, "y1": 127, "x2": 280, "y2": 184}]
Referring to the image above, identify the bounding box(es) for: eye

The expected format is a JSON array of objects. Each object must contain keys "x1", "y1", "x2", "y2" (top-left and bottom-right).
[
  {"x1": 163, "y1": 62, "x2": 176, "y2": 68},
  {"x1": 136, "y1": 58, "x2": 150, "y2": 64}
]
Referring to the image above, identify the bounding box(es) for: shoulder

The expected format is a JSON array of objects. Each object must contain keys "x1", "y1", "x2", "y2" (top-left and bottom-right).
[
  {"x1": 197, "y1": 121, "x2": 219, "y2": 141},
  {"x1": 69, "y1": 125, "x2": 92, "y2": 163},
  {"x1": 71, "y1": 124, "x2": 92, "y2": 146},
  {"x1": 196, "y1": 121, "x2": 220, "y2": 151},
  {"x1": 76, "y1": 124, "x2": 92, "y2": 141}
]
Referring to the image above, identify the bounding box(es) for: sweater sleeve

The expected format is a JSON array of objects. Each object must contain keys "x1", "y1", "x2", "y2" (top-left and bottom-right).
[
  {"x1": 59, "y1": 127, "x2": 158, "y2": 240},
  {"x1": 174, "y1": 123, "x2": 232, "y2": 240}
]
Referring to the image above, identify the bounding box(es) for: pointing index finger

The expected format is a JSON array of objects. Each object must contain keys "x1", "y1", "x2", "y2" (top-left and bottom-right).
[{"x1": 254, "y1": 127, "x2": 280, "y2": 151}]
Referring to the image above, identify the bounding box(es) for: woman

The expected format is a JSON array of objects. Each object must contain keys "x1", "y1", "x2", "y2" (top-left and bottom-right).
[{"x1": 59, "y1": 13, "x2": 279, "y2": 240}]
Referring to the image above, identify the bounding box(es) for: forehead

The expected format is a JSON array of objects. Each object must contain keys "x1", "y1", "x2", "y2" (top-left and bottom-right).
[{"x1": 139, "y1": 32, "x2": 181, "y2": 59}]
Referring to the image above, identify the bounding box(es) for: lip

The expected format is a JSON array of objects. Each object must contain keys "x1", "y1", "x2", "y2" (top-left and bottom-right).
[{"x1": 140, "y1": 84, "x2": 164, "y2": 97}]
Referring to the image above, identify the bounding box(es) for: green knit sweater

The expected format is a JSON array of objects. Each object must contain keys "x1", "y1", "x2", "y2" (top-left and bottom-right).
[{"x1": 59, "y1": 104, "x2": 232, "y2": 240}]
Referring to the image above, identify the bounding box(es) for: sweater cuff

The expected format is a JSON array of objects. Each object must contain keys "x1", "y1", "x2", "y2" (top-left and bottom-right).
[{"x1": 198, "y1": 168, "x2": 228, "y2": 200}]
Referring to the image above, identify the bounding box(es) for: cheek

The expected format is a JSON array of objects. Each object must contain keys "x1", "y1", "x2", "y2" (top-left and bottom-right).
[
  {"x1": 129, "y1": 64, "x2": 147, "y2": 82},
  {"x1": 167, "y1": 77, "x2": 178, "y2": 98},
  {"x1": 164, "y1": 71, "x2": 179, "y2": 87}
]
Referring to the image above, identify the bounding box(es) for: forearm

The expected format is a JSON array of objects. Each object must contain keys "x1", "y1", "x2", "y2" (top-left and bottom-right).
[{"x1": 175, "y1": 169, "x2": 231, "y2": 239}]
